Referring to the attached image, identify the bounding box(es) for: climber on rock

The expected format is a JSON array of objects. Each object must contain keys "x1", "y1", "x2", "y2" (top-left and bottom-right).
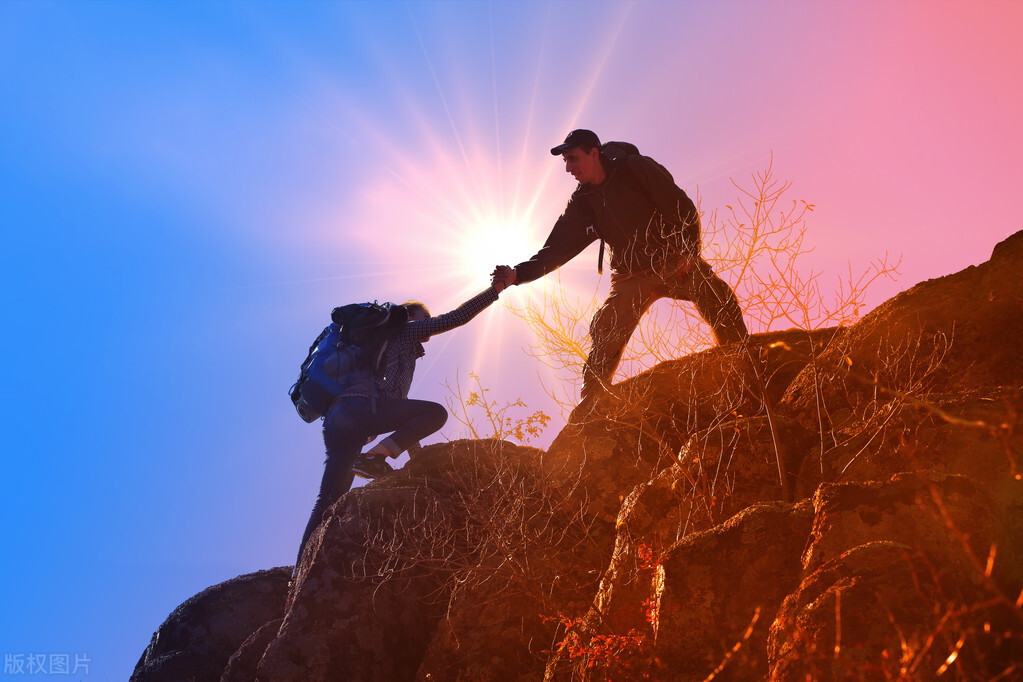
[
  {"x1": 295, "y1": 281, "x2": 508, "y2": 568},
  {"x1": 491, "y1": 129, "x2": 748, "y2": 402}
]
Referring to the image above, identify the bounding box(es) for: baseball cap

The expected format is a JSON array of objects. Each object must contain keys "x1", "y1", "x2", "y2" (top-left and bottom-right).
[{"x1": 550, "y1": 129, "x2": 601, "y2": 156}]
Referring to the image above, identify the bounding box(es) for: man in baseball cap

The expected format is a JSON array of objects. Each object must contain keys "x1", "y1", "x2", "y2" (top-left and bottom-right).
[
  {"x1": 549, "y1": 128, "x2": 602, "y2": 156},
  {"x1": 492, "y1": 129, "x2": 748, "y2": 402}
]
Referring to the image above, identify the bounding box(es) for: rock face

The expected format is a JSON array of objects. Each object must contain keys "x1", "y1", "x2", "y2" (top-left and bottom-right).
[
  {"x1": 130, "y1": 567, "x2": 291, "y2": 682},
  {"x1": 769, "y1": 473, "x2": 1015, "y2": 681},
  {"x1": 133, "y1": 231, "x2": 1023, "y2": 681}
]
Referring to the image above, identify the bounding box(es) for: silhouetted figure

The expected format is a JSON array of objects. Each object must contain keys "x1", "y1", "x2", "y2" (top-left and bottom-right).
[
  {"x1": 295, "y1": 284, "x2": 505, "y2": 569},
  {"x1": 492, "y1": 129, "x2": 747, "y2": 401}
]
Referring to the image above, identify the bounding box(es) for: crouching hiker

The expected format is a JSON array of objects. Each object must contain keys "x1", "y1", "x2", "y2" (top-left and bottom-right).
[
  {"x1": 352, "y1": 282, "x2": 508, "y2": 478},
  {"x1": 292, "y1": 281, "x2": 506, "y2": 567}
]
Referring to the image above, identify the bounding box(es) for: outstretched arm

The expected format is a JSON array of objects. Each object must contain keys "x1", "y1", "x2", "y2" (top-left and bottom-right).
[
  {"x1": 400, "y1": 286, "x2": 501, "y2": 342},
  {"x1": 511, "y1": 194, "x2": 597, "y2": 284}
]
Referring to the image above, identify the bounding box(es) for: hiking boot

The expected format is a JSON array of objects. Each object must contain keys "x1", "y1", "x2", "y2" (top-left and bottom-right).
[{"x1": 352, "y1": 454, "x2": 393, "y2": 480}]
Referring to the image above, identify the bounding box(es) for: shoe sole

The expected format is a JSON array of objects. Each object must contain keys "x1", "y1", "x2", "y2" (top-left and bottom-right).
[{"x1": 352, "y1": 466, "x2": 390, "y2": 480}]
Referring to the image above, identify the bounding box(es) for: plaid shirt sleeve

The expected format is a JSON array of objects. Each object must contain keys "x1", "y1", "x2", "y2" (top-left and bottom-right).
[{"x1": 395, "y1": 287, "x2": 500, "y2": 343}]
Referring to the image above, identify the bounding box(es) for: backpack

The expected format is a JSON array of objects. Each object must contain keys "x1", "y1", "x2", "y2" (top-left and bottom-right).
[
  {"x1": 289, "y1": 302, "x2": 409, "y2": 422},
  {"x1": 600, "y1": 140, "x2": 640, "y2": 162}
]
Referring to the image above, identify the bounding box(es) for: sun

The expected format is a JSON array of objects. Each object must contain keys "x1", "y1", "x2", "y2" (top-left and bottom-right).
[{"x1": 460, "y1": 219, "x2": 537, "y2": 282}]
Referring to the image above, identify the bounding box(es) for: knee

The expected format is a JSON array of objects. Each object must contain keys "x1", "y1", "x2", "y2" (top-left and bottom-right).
[{"x1": 427, "y1": 402, "x2": 448, "y2": 429}]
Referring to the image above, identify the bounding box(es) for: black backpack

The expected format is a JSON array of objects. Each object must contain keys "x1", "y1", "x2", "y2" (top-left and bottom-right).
[
  {"x1": 289, "y1": 302, "x2": 409, "y2": 422},
  {"x1": 600, "y1": 140, "x2": 640, "y2": 162}
]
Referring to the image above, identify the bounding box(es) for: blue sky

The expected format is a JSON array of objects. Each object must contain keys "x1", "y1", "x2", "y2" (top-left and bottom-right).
[{"x1": 2, "y1": 1, "x2": 1021, "y2": 679}]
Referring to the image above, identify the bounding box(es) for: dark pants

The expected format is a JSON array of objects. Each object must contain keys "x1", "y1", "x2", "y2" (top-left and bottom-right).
[
  {"x1": 295, "y1": 396, "x2": 448, "y2": 567},
  {"x1": 581, "y1": 258, "x2": 748, "y2": 399}
]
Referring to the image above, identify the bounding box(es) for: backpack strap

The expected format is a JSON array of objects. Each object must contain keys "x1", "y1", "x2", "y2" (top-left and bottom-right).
[{"x1": 600, "y1": 141, "x2": 640, "y2": 161}]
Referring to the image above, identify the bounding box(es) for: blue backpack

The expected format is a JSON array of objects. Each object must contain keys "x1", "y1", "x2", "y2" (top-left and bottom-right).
[{"x1": 289, "y1": 302, "x2": 409, "y2": 422}]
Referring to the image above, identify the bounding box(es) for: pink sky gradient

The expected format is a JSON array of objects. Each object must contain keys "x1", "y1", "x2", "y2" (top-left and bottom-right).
[{"x1": 321, "y1": 1, "x2": 1023, "y2": 436}]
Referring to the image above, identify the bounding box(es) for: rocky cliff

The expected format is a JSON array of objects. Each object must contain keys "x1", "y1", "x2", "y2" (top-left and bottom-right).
[{"x1": 133, "y1": 231, "x2": 1023, "y2": 681}]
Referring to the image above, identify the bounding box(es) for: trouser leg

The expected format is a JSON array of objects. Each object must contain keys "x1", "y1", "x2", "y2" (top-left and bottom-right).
[
  {"x1": 679, "y1": 258, "x2": 748, "y2": 345},
  {"x1": 376, "y1": 398, "x2": 448, "y2": 454},
  {"x1": 296, "y1": 444, "x2": 358, "y2": 567},
  {"x1": 295, "y1": 397, "x2": 448, "y2": 566},
  {"x1": 581, "y1": 273, "x2": 659, "y2": 400}
]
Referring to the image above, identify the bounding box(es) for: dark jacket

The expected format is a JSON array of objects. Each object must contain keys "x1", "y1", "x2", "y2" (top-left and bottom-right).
[{"x1": 514, "y1": 153, "x2": 700, "y2": 283}]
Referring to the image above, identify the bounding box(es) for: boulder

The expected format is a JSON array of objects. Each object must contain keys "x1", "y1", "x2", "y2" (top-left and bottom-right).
[
  {"x1": 554, "y1": 500, "x2": 814, "y2": 680},
  {"x1": 221, "y1": 619, "x2": 283, "y2": 682},
  {"x1": 258, "y1": 439, "x2": 598, "y2": 681},
  {"x1": 130, "y1": 567, "x2": 290, "y2": 682},
  {"x1": 770, "y1": 472, "x2": 1021, "y2": 681},
  {"x1": 545, "y1": 328, "x2": 837, "y2": 535},
  {"x1": 133, "y1": 231, "x2": 1023, "y2": 681},
  {"x1": 782, "y1": 231, "x2": 1023, "y2": 427}
]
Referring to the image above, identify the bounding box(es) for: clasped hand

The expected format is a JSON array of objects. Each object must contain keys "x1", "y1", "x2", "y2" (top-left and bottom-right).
[{"x1": 491, "y1": 265, "x2": 517, "y2": 292}]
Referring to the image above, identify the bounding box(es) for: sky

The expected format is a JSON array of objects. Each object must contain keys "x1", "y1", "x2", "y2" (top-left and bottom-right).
[{"x1": 1, "y1": 1, "x2": 1021, "y2": 679}]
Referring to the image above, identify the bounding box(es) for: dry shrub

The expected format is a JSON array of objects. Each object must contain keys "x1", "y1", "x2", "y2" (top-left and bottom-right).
[{"x1": 509, "y1": 157, "x2": 899, "y2": 412}]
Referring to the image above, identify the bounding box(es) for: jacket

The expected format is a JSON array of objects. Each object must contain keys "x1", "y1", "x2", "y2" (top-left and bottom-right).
[
  {"x1": 380, "y1": 287, "x2": 500, "y2": 400},
  {"x1": 514, "y1": 152, "x2": 700, "y2": 283}
]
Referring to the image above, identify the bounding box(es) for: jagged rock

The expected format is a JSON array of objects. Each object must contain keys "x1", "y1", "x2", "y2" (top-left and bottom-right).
[
  {"x1": 564, "y1": 471, "x2": 1022, "y2": 681},
  {"x1": 777, "y1": 231, "x2": 1023, "y2": 509},
  {"x1": 257, "y1": 474, "x2": 451, "y2": 681},
  {"x1": 782, "y1": 230, "x2": 1023, "y2": 424},
  {"x1": 791, "y1": 386, "x2": 1023, "y2": 496},
  {"x1": 135, "y1": 230, "x2": 1023, "y2": 681},
  {"x1": 800, "y1": 472, "x2": 999, "y2": 576},
  {"x1": 544, "y1": 328, "x2": 837, "y2": 536},
  {"x1": 555, "y1": 499, "x2": 814, "y2": 681},
  {"x1": 220, "y1": 618, "x2": 282, "y2": 682},
  {"x1": 408, "y1": 439, "x2": 607, "y2": 681},
  {"x1": 130, "y1": 567, "x2": 291, "y2": 682},
  {"x1": 257, "y1": 439, "x2": 594, "y2": 681},
  {"x1": 774, "y1": 540, "x2": 981, "y2": 681},
  {"x1": 651, "y1": 500, "x2": 815, "y2": 681},
  {"x1": 415, "y1": 591, "x2": 556, "y2": 682},
  {"x1": 548, "y1": 413, "x2": 814, "y2": 678},
  {"x1": 769, "y1": 472, "x2": 1021, "y2": 681}
]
